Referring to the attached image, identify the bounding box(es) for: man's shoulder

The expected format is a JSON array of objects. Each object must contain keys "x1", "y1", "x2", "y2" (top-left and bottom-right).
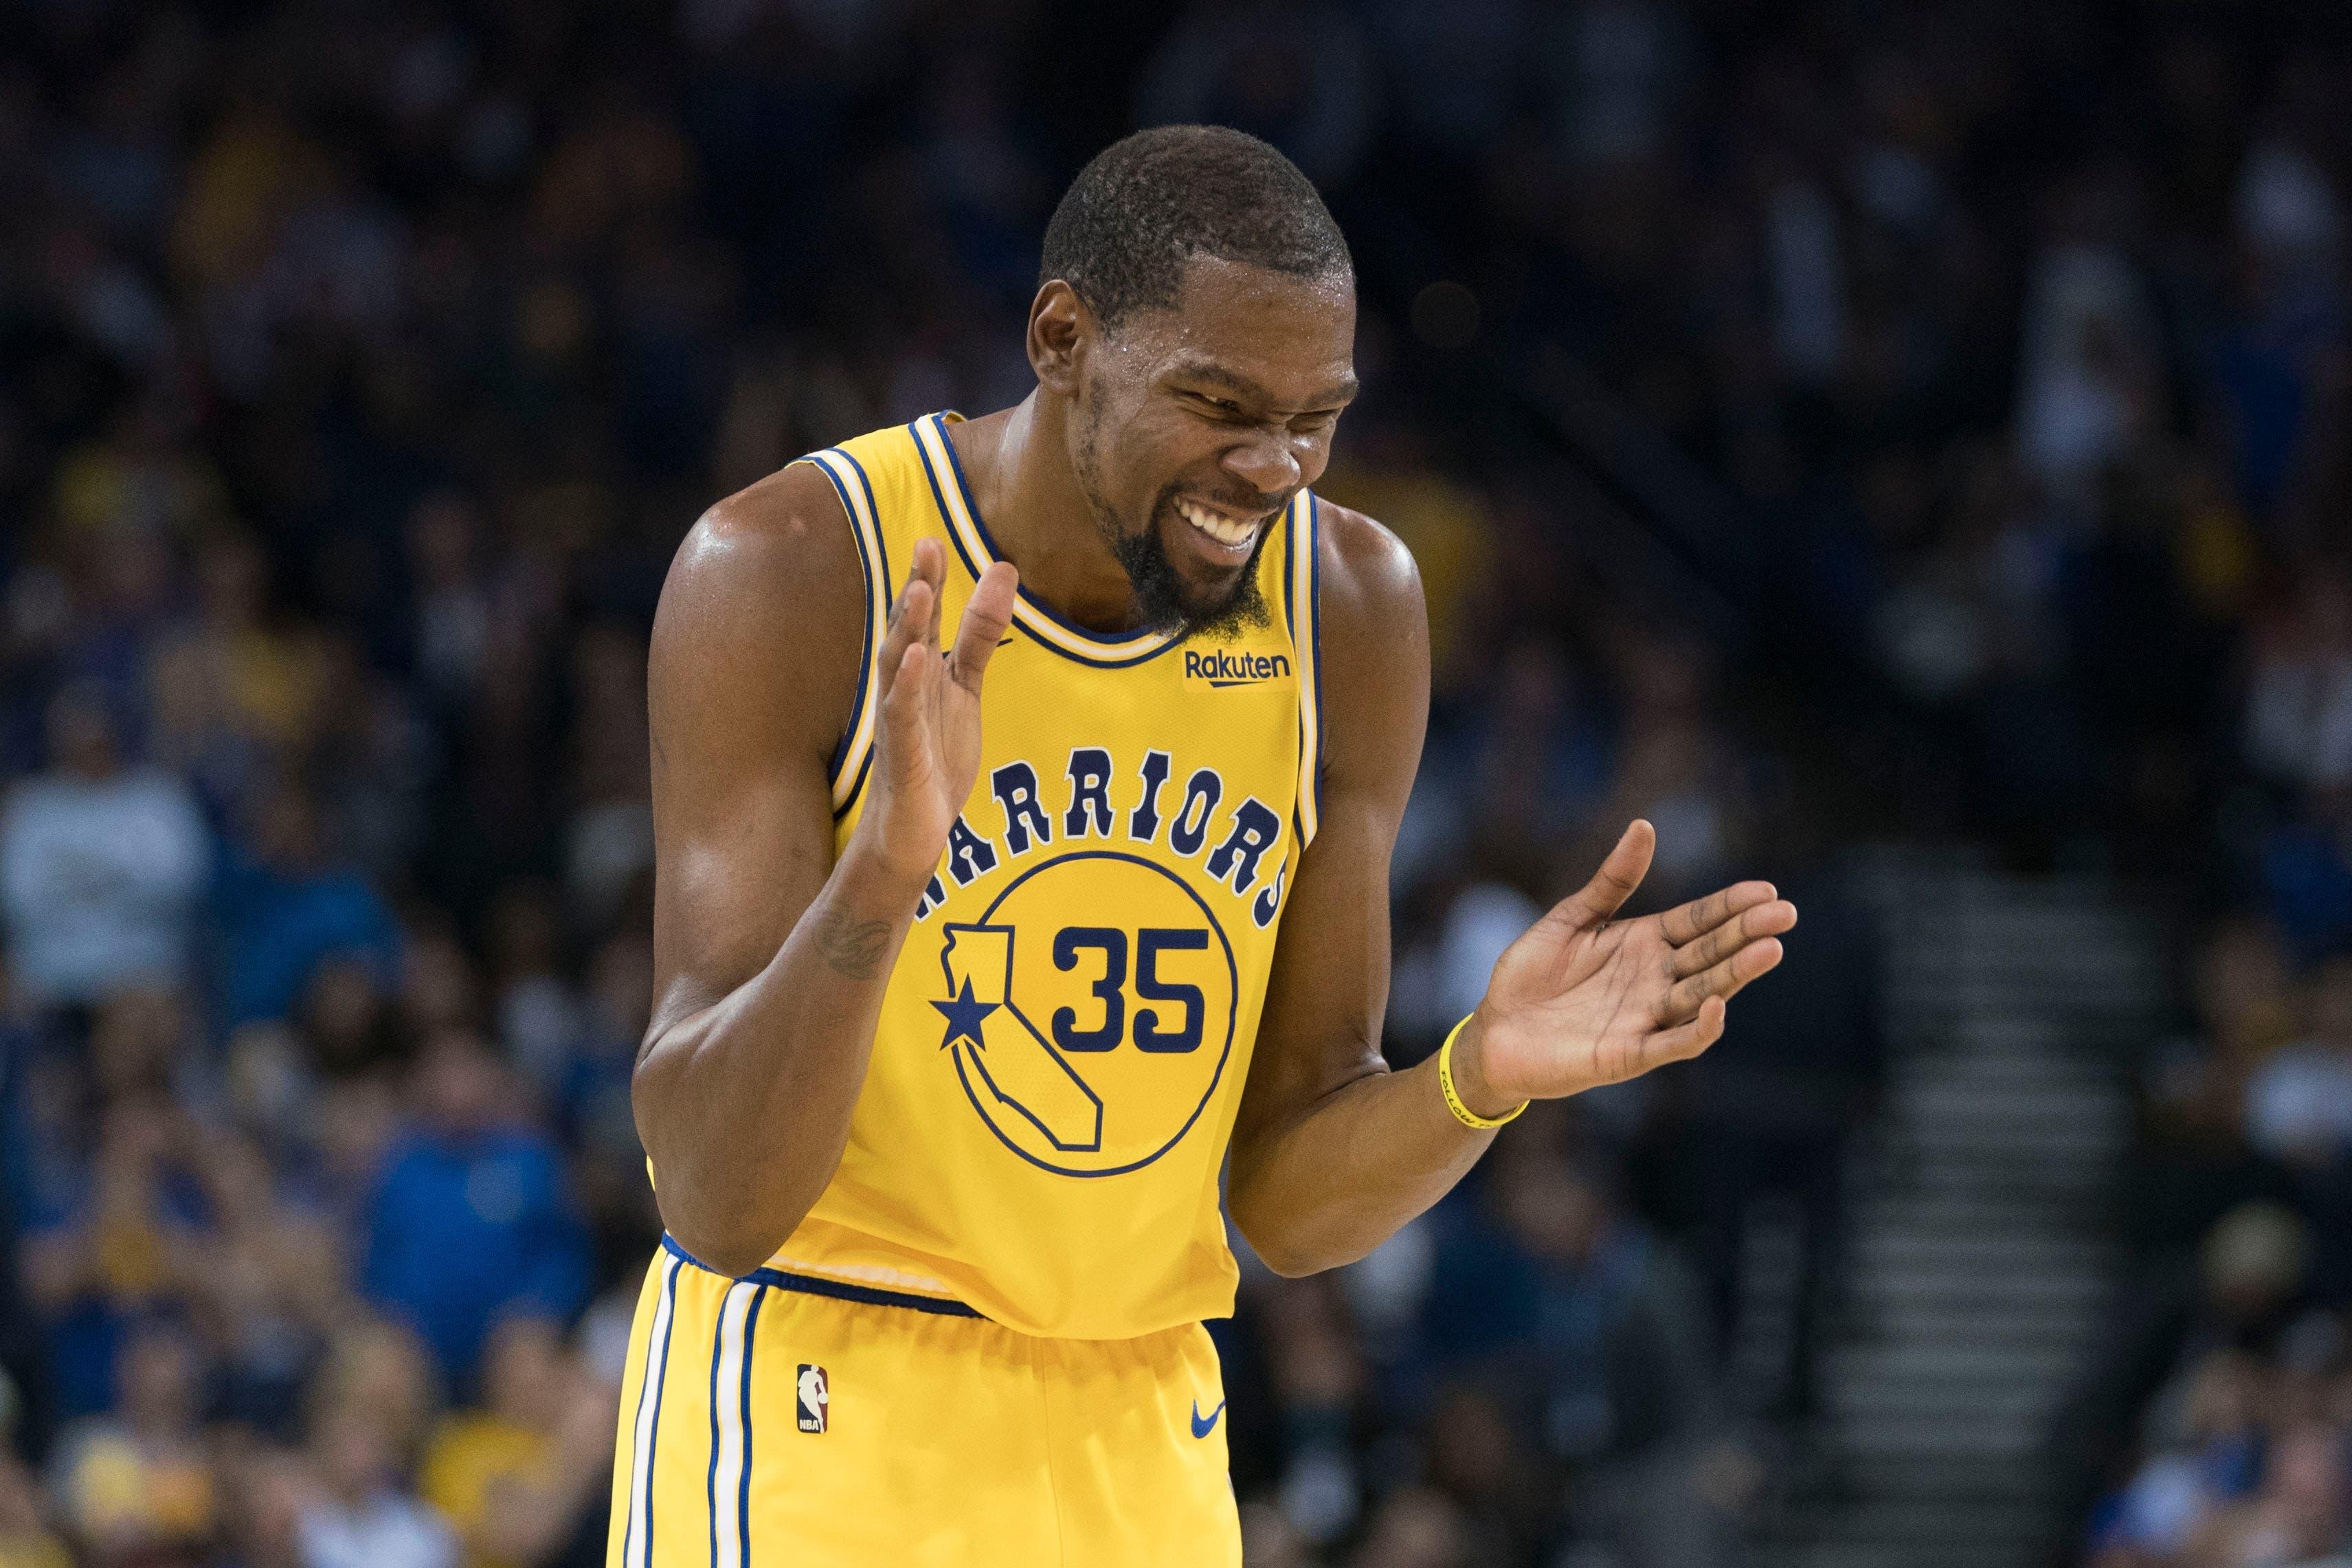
[
  {"x1": 1292, "y1": 496, "x2": 1430, "y2": 795},
  {"x1": 651, "y1": 460, "x2": 866, "y2": 726},
  {"x1": 1306, "y1": 497, "x2": 1428, "y2": 714},
  {"x1": 1310, "y1": 497, "x2": 1422, "y2": 627},
  {"x1": 673, "y1": 460, "x2": 860, "y2": 594}
]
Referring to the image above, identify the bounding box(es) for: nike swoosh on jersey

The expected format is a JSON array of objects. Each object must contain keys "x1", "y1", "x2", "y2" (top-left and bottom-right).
[{"x1": 1189, "y1": 1398, "x2": 1226, "y2": 1438}]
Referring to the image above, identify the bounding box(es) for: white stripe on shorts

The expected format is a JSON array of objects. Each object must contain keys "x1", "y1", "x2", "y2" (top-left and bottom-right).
[{"x1": 624, "y1": 1255, "x2": 684, "y2": 1568}]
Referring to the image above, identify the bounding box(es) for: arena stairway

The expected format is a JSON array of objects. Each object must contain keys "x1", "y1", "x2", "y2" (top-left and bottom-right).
[{"x1": 1754, "y1": 849, "x2": 2166, "y2": 1568}]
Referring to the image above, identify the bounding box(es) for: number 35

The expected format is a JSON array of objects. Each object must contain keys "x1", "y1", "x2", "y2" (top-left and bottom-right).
[{"x1": 1051, "y1": 928, "x2": 1208, "y2": 1054}]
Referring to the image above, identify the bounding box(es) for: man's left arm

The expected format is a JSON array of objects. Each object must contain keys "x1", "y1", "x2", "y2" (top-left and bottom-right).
[{"x1": 1226, "y1": 506, "x2": 1797, "y2": 1277}]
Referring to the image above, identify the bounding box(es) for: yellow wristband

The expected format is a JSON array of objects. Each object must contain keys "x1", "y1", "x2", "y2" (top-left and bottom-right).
[{"x1": 1437, "y1": 1014, "x2": 1527, "y2": 1130}]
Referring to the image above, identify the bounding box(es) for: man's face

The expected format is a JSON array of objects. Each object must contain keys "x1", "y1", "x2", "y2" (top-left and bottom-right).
[{"x1": 1064, "y1": 257, "x2": 1356, "y2": 638}]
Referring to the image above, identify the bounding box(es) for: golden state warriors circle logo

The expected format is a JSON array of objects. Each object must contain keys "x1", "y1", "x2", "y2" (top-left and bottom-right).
[{"x1": 930, "y1": 851, "x2": 1237, "y2": 1176}]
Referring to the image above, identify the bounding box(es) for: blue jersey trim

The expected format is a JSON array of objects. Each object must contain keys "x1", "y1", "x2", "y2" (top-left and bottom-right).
[
  {"x1": 931, "y1": 415, "x2": 1165, "y2": 647},
  {"x1": 909, "y1": 419, "x2": 988, "y2": 581},
  {"x1": 1308, "y1": 493, "x2": 1325, "y2": 793},
  {"x1": 1284, "y1": 495, "x2": 1306, "y2": 845},
  {"x1": 833, "y1": 449, "x2": 892, "y2": 785},
  {"x1": 829, "y1": 744, "x2": 873, "y2": 824},
  {"x1": 736, "y1": 1286, "x2": 763, "y2": 1560},
  {"x1": 809, "y1": 457, "x2": 873, "y2": 785},
  {"x1": 704, "y1": 1301, "x2": 724, "y2": 1568},
  {"x1": 660, "y1": 1235, "x2": 985, "y2": 1318},
  {"x1": 630, "y1": 1258, "x2": 681, "y2": 1568},
  {"x1": 840, "y1": 447, "x2": 891, "y2": 596},
  {"x1": 908, "y1": 416, "x2": 1180, "y2": 671}
]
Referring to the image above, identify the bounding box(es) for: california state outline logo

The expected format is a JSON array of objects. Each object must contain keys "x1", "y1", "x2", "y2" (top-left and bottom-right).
[{"x1": 929, "y1": 850, "x2": 1238, "y2": 1176}]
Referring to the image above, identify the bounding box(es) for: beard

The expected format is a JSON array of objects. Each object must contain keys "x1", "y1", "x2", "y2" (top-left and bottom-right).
[
  {"x1": 1076, "y1": 405, "x2": 1277, "y2": 642},
  {"x1": 1101, "y1": 491, "x2": 1275, "y2": 641}
]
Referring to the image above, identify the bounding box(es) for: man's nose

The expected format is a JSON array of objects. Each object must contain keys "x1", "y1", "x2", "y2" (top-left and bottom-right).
[{"x1": 1220, "y1": 432, "x2": 1301, "y2": 498}]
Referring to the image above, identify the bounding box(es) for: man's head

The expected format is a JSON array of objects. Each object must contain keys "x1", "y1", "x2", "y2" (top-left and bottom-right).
[
  {"x1": 45, "y1": 681, "x2": 120, "y2": 781},
  {"x1": 1031, "y1": 126, "x2": 1356, "y2": 638},
  {"x1": 118, "y1": 1317, "x2": 205, "y2": 1439},
  {"x1": 412, "y1": 1025, "x2": 509, "y2": 1138}
]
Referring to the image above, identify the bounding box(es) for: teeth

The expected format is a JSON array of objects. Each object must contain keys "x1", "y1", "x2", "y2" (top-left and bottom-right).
[{"x1": 1177, "y1": 500, "x2": 1259, "y2": 548}]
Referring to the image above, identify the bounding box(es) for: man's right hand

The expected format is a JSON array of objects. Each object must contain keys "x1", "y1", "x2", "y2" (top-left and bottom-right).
[{"x1": 854, "y1": 535, "x2": 1020, "y2": 887}]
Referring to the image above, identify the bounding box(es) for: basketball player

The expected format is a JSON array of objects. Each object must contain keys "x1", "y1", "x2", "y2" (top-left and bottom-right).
[{"x1": 610, "y1": 126, "x2": 1796, "y2": 1567}]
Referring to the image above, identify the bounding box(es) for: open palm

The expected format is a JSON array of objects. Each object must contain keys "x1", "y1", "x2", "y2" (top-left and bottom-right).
[
  {"x1": 1463, "y1": 820, "x2": 1797, "y2": 1110},
  {"x1": 861, "y1": 535, "x2": 1018, "y2": 883}
]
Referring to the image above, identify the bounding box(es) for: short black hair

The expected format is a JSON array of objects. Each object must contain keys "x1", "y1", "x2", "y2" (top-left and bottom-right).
[{"x1": 1038, "y1": 125, "x2": 1352, "y2": 330}]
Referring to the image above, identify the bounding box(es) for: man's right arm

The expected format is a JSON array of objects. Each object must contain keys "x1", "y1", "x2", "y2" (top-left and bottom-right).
[{"x1": 631, "y1": 462, "x2": 1014, "y2": 1276}]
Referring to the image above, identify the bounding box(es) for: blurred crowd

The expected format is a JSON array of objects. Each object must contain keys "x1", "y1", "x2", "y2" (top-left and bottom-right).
[{"x1": 0, "y1": 0, "x2": 2349, "y2": 1565}]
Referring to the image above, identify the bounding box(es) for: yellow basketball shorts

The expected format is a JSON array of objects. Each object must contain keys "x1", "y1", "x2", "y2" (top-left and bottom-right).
[{"x1": 604, "y1": 1240, "x2": 1241, "y2": 1567}]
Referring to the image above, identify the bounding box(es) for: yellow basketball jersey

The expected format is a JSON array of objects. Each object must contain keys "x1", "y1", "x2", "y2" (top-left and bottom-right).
[{"x1": 768, "y1": 413, "x2": 1324, "y2": 1341}]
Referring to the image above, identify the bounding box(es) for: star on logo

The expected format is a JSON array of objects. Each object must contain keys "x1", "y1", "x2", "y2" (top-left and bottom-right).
[{"x1": 930, "y1": 976, "x2": 998, "y2": 1051}]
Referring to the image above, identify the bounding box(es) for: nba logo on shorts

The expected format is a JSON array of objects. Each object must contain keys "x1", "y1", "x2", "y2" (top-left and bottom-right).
[{"x1": 796, "y1": 1365, "x2": 829, "y2": 1433}]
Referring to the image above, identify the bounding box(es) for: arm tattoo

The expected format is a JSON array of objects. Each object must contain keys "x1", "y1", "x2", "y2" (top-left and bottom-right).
[{"x1": 811, "y1": 904, "x2": 894, "y2": 980}]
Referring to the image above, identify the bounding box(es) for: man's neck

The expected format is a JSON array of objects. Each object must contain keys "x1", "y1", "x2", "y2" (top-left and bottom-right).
[{"x1": 945, "y1": 396, "x2": 1147, "y2": 636}]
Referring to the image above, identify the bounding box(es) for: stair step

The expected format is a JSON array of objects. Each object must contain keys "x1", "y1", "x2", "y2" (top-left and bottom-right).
[{"x1": 1752, "y1": 855, "x2": 2158, "y2": 1567}]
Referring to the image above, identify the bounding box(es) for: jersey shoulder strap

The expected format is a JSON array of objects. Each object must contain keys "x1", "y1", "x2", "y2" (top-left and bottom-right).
[
  {"x1": 795, "y1": 425, "x2": 927, "y2": 818},
  {"x1": 1284, "y1": 491, "x2": 1326, "y2": 848}
]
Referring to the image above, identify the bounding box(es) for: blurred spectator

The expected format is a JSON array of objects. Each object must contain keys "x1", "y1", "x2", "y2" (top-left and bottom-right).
[
  {"x1": 0, "y1": 684, "x2": 208, "y2": 1009},
  {"x1": 147, "y1": 530, "x2": 326, "y2": 818},
  {"x1": 483, "y1": 884, "x2": 582, "y2": 1100},
  {"x1": 2014, "y1": 208, "x2": 2165, "y2": 506},
  {"x1": 2244, "y1": 954, "x2": 2352, "y2": 1167},
  {"x1": 2084, "y1": 1348, "x2": 2265, "y2": 1565},
  {"x1": 296, "y1": 956, "x2": 399, "y2": 1084},
  {"x1": 294, "y1": 1387, "x2": 456, "y2": 1568},
  {"x1": 418, "y1": 1317, "x2": 612, "y2": 1568},
  {"x1": 214, "y1": 777, "x2": 401, "y2": 1029},
  {"x1": 49, "y1": 1318, "x2": 216, "y2": 1566},
  {"x1": 1254, "y1": 1276, "x2": 1367, "y2": 1549},
  {"x1": 405, "y1": 497, "x2": 492, "y2": 718},
  {"x1": 199, "y1": 1134, "x2": 345, "y2": 1441},
  {"x1": 359, "y1": 1031, "x2": 590, "y2": 1387},
  {"x1": 1134, "y1": 1, "x2": 1380, "y2": 190},
  {"x1": 2204, "y1": 1420, "x2": 2351, "y2": 1564},
  {"x1": 1591, "y1": 634, "x2": 1742, "y2": 904},
  {"x1": 2059, "y1": 1202, "x2": 2318, "y2": 1549},
  {"x1": 1240, "y1": 1499, "x2": 1314, "y2": 1568},
  {"x1": 1418, "y1": 1108, "x2": 1747, "y2": 1565},
  {"x1": 2243, "y1": 568, "x2": 2352, "y2": 798},
  {"x1": 23, "y1": 1093, "x2": 214, "y2": 1420},
  {"x1": 309, "y1": 1321, "x2": 441, "y2": 1472},
  {"x1": 2120, "y1": 919, "x2": 2303, "y2": 1269},
  {"x1": 0, "y1": 1451, "x2": 69, "y2": 1568},
  {"x1": 560, "y1": 625, "x2": 653, "y2": 936},
  {"x1": 212, "y1": 1446, "x2": 308, "y2": 1568},
  {"x1": 1347, "y1": 1486, "x2": 1472, "y2": 1568}
]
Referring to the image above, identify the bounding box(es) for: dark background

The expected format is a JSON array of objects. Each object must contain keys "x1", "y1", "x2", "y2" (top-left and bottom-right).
[{"x1": 1, "y1": 1, "x2": 2348, "y2": 1564}]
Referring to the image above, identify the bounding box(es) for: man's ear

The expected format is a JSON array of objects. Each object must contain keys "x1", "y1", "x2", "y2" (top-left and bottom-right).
[{"x1": 1028, "y1": 280, "x2": 1088, "y2": 396}]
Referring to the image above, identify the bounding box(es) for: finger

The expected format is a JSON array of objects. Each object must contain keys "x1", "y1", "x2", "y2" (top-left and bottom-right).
[
  {"x1": 895, "y1": 535, "x2": 947, "y2": 654},
  {"x1": 1657, "y1": 880, "x2": 1779, "y2": 947},
  {"x1": 875, "y1": 574, "x2": 935, "y2": 699},
  {"x1": 915, "y1": 539, "x2": 945, "y2": 650},
  {"x1": 1641, "y1": 994, "x2": 1727, "y2": 1066},
  {"x1": 1670, "y1": 898, "x2": 1797, "y2": 979},
  {"x1": 906, "y1": 533, "x2": 945, "y2": 595},
  {"x1": 878, "y1": 642, "x2": 932, "y2": 777},
  {"x1": 1655, "y1": 937, "x2": 1784, "y2": 1025},
  {"x1": 947, "y1": 562, "x2": 1019, "y2": 693},
  {"x1": 1549, "y1": 820, "x2": 1655, "y2": 932}
]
